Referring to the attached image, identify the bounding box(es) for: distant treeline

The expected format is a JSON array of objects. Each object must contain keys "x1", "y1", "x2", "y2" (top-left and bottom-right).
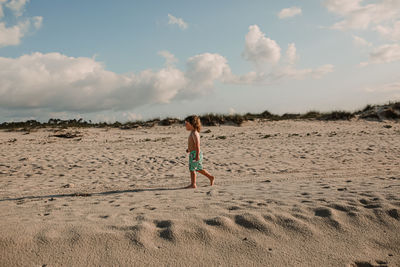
[{"x1": 1, "y1": 102, "x2": 399, "y2": 130}]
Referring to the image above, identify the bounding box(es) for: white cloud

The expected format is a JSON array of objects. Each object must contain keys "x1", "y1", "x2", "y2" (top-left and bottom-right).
[
  {"x1": 33, "y1": 16, "x2": 42, "y2": 29},
  {"x1": 0, "y1": 16, "x2": 42, "y2": 47},
  {"x1": 270, "y1": 64, "x2": 334, "y2": 81},
  {"x1": 324, "y1": 0, "x2": 362, "y2": 15},
  {"x1": 167, "y1": 14, "x2": 188, "y2": 30},
  {"x1": 286, "y1": 43, "x2": 298, "y2": 65},
  {"x1": 158, "y1": 50, "x2": 178, "y2": 67},
  {"x1": 0, "y1": 50, "x2": 332, "y2": 114},
  {"x1": 0, "y1": 1, "x2": 42, "y2": 48},
  {"x1": 324, "y1": 0, "x2": 400, "y2": 30},
  {"x1": 0, "y1": 52, "x2": 187, "y2": 112},
  {"x1": 278, "y1": 7, "x2": 302, "y2": 19},
  {"x1": 0, "y1": 24, "x2": 334, "y2": 116},
  {"x1": 5, "y1": 0, "x2": 29, "y2": 17},
  {"x1": 365, "y1": 43, "x2": 400, "y2": 64},
  {"x1": 374, "y1": 21, "x2": 400, "y2": 41},
  {"x1": 0, "y1": 52, "x2": 232, "y2": 113},
  {"x1": 0, "y1": 20, "x2": 29, "y2": 47},
  {"x1": 324, "y1": 1, "x2": 400, "y2": 66},
  {"x1": 0, "y1": 0, "x2": 6, "y2": 18},
  {"x1": 364, "y1": 81, "x2": 400, "y2": 92},
  {"x1": 184, "y1": 53, "x2": 233, "y2": 95},
  {"x1": 239, "y1": 25, "x2": 333, "y2": 84},
  {"x1": 243, "y1": 25, "x2": 281, "y2": 67},
  {"x1": 232, "y1": 63, "x2": 334, "y2": 85},
  {"x1": 352, "y1": 35, "x2": 372, "y2": 47}
]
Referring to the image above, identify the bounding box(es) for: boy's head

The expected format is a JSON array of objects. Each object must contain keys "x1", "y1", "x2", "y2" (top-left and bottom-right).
[{"x1": 185, "y1": 115, "x2": 201, "y2": 132}]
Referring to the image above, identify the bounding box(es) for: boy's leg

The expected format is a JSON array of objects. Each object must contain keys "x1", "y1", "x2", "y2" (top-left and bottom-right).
[
  {"x1": 189, "y1": 171, "x2": 197, "y2": 188},
  {"x1": 197, "y1": 169, "x2": 215, "y2": 186}
]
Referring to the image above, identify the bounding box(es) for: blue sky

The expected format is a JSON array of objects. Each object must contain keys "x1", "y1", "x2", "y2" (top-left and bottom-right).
[{"x1": 1, "y1": 0, "x2": 400, "y2": 122}]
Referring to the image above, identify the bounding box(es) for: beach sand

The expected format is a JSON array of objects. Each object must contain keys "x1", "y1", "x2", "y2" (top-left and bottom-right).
[{"x1": 0, "y1": 120, "x2": 399, "y2": 266}]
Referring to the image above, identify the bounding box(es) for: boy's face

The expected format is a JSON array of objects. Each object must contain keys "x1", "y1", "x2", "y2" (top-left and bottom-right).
[{"x1": 185, "y1": 121, "x2": 193, "y2": 131}]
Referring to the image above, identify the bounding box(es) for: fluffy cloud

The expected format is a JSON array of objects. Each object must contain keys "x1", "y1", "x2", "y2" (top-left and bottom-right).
[
  {"x1": 362, "y1": 44, "x2": 400, "y2": 65},
  {"x1": 0, "y1": 0, "x2": 42, "y2": 47},
  {"x1": 286, "y1": 43, "x2": 298, "y2": 65},
  {"x1": 239, "y1": 26, "x2": 333, "y2": 84},
  {"x1": 0, "y1": 52, "x2": 187, "y2": 112},
  {"x1": 0, "y1": 52, "x2": 235, "y2": 112},
  {"x1": 32, "y1": 16, "x2": 42, "y2": 29},
  {"x1": 0, "y1": 49, "x2": 333, "y2": 114},
  {"x1": 167, "y1": 14, "x2": 188, "y2": 30},
  {"x1": 352, "y1": 35, "x2": 372, "y2": 47},
  {"x1": 374, "y1": 21, "x2": 400, "y2": 41},
  {"x1": 182, "y1": 53, "x2": 233, "y2": 96},
  {"x1": 324, "y1": 0, "x2": 400, "y2": 30},
  {"x1": 5, "y1": 0, "x2": 29, "y2": 17},
  {"x1": 0, "y1": 24, "x2": 334, "y2": 116},
  {"x1": 0, "y1": 20, "x2": 28, "y2": 47},
  {"x1": 324, "y1": 1, "x2": 400, "y2": 66},
  {"x1": 278, "y1": 7, "x2": 302, "y2": 19},
  {"x1": 158, "y1": 50, "x2": 178, "y2": 67},
  {"x1": 243, "y1": 25, "x2": 281, "y2": 66},
  {"x1": 324, "y1": 0, "x2": 362, "y2": 16}
]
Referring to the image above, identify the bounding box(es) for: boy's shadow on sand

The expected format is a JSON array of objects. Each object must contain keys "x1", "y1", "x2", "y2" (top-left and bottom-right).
[{"x1": 0, "y1": 186, "x2": 188, "y2": 202}]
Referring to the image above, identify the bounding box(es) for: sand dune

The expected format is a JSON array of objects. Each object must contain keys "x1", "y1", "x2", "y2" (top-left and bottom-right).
[{"x1": 0, "y1": 120, "x2": 399, "y2": 266}]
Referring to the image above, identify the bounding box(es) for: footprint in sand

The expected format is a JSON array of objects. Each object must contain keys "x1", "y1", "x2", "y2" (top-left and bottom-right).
[
  {"x1": 314, "y1": 207, "x2": 332, "y2": 217},
  {"x1": 154, "y1": 220, "x2": 174, "y2": 241},
  {"x1": 349, "y1": 260, "x2": 388, "y2": 267},
  {"x1": 359, "y1": 199, "x2": 382, "y2": 209},
  {"x1": 387, "y1": 209, "x2": 399, "y2": 220}
]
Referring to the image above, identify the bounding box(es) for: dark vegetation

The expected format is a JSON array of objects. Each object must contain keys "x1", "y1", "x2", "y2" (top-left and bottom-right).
[{"x1": 1, "y1": 102, "x2": 399, "y2": 131}]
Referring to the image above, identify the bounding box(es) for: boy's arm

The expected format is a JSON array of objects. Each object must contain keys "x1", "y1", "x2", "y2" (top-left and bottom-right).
[{"x1": 193, "y1": 132, "x2": 201, "y2": 160}]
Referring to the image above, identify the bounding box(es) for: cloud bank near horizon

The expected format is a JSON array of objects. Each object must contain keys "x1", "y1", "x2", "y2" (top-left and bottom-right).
[{"x1": 0, "y1": 25, "x2": 333, "y2": 115}]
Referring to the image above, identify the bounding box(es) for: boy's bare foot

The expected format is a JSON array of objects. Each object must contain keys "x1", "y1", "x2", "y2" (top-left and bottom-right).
[
  {"x1": 209, "y1": 176, "x2": 215, "y2": 186},
  {"x1": 185, "y1": 184, "x2": 197, "y2": 189}
]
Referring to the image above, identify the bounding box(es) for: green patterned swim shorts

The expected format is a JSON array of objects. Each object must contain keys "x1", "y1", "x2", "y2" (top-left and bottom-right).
[{"x1": 189, "y1": 150, "x2": 203, "y2": 171}]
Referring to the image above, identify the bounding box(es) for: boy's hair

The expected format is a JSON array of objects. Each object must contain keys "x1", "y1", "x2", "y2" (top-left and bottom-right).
[{"x1": 185, "y1": 115, "x2": 202, "y2": 132}]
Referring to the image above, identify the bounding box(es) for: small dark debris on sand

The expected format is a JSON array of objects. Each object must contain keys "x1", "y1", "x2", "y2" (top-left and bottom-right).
[
  {"x1": 62, "y1": 183, "x2": 74, "y2": 188},
  {"x1": 52, "y1": 131, "x2": 82, "y2": 139}
]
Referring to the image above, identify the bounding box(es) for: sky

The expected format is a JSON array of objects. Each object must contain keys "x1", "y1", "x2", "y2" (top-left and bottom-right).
[{"x1": 0, "y1": 0, "x2": 400, "y2": 123}]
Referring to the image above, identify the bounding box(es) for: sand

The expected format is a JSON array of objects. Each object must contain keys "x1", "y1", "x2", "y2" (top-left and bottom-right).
[{"x1": 0, "y1": 120, "x2": 399, "y2": 266}]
